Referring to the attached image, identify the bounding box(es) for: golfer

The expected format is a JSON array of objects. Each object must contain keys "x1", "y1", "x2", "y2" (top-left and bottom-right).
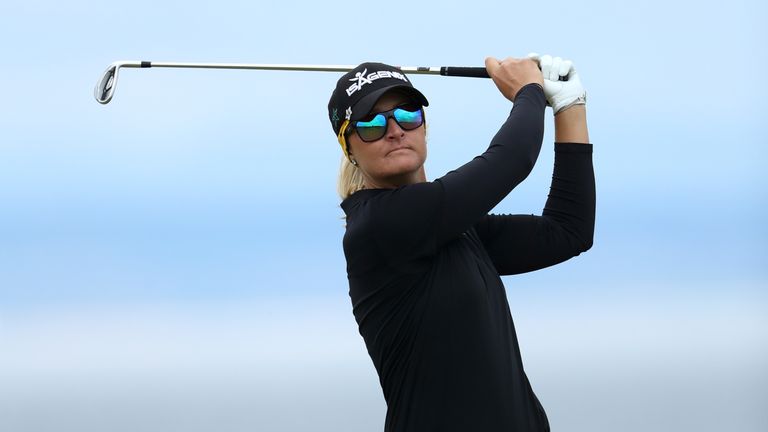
[{"x1": 328, "y1": 54, "x2": 594, "y2": 431}]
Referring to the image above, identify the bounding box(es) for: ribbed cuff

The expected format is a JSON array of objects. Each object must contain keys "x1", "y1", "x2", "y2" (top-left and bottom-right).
[
  {"x1": 554, "y1": 142, "x2": 593, "y2": 153},
  {"x1": 513, "y1": 83, "x2": 545, "y2": 102}
]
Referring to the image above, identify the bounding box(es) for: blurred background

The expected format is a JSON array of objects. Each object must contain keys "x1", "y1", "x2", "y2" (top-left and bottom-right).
[{"x1": 1, "y1": 0, "x2": 766, "y2": 431}]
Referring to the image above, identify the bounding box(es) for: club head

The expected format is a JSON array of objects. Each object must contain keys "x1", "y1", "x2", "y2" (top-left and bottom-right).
[
  {"x1": 94, "y1": 61, "x2": 143, "y2": 105},
  {"x1": 94, "y1": 63, "x2": 119, "y2": 104}
]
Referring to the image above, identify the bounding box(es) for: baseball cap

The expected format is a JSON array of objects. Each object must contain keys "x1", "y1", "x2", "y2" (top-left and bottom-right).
[{"x1": 328, "y1": 62, "x2": 429, "y2": 139}]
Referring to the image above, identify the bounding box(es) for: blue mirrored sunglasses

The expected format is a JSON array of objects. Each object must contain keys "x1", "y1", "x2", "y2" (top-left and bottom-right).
[{"x1": 347, "y1": 104, "x2": 424, "y2": 142}]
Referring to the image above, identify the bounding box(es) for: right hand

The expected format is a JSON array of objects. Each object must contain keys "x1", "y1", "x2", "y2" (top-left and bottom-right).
[{"x1": 484, "y1": 56, "x2": 544, "y2": 102}]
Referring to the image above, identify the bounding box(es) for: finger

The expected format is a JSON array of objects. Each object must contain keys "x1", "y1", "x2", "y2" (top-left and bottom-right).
[
  {"x1": 550, "y1": 56, "x2": 563, "y2": 81},
  {"x1": 527, "y1": 52, "x2": 540, "y2": 63},
  {"x1": 539, "y1": 54, "x2": 553, "y2": 81},
  {"x1": 484, "y1": 57, "x2": 501, "y2": 76},
  {"x1": 559, "y1": 60, "x2": 572, "y2": 78}
]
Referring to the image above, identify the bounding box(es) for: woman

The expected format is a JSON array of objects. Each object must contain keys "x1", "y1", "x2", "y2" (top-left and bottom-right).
[{"x1": 327, "y1": 55, "x2": 594, "y2": 432}]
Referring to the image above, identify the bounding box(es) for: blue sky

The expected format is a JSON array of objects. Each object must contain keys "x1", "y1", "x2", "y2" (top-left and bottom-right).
[{"x1": 1, "y1": 1, "x2": 766, "y2": 431}]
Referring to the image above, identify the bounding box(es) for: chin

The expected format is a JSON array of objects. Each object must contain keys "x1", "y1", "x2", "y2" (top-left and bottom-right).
[{"x1": 383, "y1": 158, "x2": 423, "y2": 178}]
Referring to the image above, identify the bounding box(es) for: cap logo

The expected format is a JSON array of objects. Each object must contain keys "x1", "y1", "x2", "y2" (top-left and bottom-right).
[
  {"x1": 331, "y1": 108, "x2": 339, "y2": 128},
  {"x1": 345, "y1": 68, "x2": 409, "y2": 96}
]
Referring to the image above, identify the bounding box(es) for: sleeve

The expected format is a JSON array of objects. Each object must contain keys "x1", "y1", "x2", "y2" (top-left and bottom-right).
[
  {"x1": 473, "y1": 142, "x2": 595, "y2": 275},
  {"x1": 369, "y1": 84, "x2": 548, "y2": 262}
]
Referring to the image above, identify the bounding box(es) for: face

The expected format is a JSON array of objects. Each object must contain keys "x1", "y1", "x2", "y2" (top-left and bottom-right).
[{"x1": 346, "y1": 91, "x2": 427, "y2": 189}]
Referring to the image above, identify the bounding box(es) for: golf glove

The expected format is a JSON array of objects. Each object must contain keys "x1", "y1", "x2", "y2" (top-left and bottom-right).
[{"x1": 527, "y1": 53, "x2": 586, "y2": 114}]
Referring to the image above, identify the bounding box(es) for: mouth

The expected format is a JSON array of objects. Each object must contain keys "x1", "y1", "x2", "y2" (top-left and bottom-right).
[{"x1": 388, "y1": 147, "x2": 411, "y2": 155}]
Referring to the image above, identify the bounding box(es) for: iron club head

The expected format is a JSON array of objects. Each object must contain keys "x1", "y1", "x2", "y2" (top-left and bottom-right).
[
  {"x1": 94, "y1": 61, "x2": 142, "y2": 104},
  {"x1": 94, "y1": 63, "x2": 118, "y2": 105}
]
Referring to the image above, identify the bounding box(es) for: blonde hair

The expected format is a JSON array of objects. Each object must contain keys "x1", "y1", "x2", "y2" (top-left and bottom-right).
[{"x1": 337, "y1": 155, "x2": 367, "y2": 200}]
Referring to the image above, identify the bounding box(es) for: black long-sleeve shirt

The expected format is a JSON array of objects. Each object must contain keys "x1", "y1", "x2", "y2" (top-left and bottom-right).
[{"x1": 339, "y1": 84, "x2": 595, "y2": 432}]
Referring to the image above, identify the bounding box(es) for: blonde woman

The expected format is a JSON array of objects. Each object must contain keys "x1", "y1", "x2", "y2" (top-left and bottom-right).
[{"x1": 328, "y1": 55, "x2": 594, "y2": 432}]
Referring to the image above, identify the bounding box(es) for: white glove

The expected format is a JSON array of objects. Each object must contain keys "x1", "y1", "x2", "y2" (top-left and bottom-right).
[{"x1": 528, "y1": 53, "x2": 586, "y2": 114}]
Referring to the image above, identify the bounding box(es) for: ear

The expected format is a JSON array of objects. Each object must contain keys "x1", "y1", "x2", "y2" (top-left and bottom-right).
[{"x1": 345, "y1": 131, "x2": 358, "y2": 155}]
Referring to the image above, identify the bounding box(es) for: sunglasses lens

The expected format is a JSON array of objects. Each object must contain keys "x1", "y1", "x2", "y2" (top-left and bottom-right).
[
  {"x1": 355, "y1": 114, "x2": 387, "y2": 142},
  {"x1": 393, "y1": 107, "x2": 423, "y2": 130},
  {"x1": 353, "y1": 105, "x2": 424, "y2": 142}
]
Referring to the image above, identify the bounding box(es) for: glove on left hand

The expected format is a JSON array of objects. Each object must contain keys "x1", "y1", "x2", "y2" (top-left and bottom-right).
[{"x1": 528, "y1": 53, "x2": 587, "y2": 114}]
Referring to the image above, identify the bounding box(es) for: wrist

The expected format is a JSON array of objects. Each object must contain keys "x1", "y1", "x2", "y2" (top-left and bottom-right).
[
  {"x1": 554, "y1": 100, "x2": 586, "y2": 116},
  {"x1": 553, "y1": 92, "x2": 587, "y2": 115},
  {"x1": 514, "y1": 82, "x2": 544, "y2": 100},
  {"x1": 554, "y1": 105, "x2": 589, "y2": 143}
]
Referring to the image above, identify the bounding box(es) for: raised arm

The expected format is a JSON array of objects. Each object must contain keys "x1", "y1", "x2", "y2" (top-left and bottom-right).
[
  {"x1": 366, "y1": 58, "x2": 548, "y2": 261},
  {"x1": 474, "y1": 139, "x2": 595, "y2": 275},
  {"x1": 474, "y1": 58, "x2": 595, "y2": 275}
]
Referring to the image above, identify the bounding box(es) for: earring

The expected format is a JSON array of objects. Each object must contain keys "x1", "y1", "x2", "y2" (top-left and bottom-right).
[{"x1": 350, "y1": 158, "x2": 358, "y2": 166}]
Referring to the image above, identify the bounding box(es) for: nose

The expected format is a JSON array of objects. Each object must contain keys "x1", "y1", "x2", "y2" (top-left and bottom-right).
[{"x1": 385, "y1": 117, "x2": 405, "y2": 139}]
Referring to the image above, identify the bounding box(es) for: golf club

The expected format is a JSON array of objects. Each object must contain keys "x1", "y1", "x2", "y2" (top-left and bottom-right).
[{"x1": 94, "y1": 60, "x2": 566, "y2": 104}]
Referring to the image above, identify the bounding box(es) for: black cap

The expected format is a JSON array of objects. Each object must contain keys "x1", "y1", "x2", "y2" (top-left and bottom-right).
[{"x1": 328, "y1": 62, "x2": 429, "y2": 136}]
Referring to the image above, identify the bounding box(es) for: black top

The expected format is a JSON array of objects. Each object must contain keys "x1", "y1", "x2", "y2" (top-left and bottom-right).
[{"x1": 339, "y1": 84, "x2": 595, "y2": 432}]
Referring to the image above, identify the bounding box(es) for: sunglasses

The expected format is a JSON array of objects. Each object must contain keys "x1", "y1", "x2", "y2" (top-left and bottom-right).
[{"x1": 346, "y1": 103, "x2": 425, "y2": 142}]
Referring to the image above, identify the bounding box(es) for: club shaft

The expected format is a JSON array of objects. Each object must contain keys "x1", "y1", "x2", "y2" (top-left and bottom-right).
[
  {"x1": 133, "y1": 61, "x2": 478, "y2": 76},
  {"x1": 95, "y1": 60, "x2": 501, "y2": 104}
]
